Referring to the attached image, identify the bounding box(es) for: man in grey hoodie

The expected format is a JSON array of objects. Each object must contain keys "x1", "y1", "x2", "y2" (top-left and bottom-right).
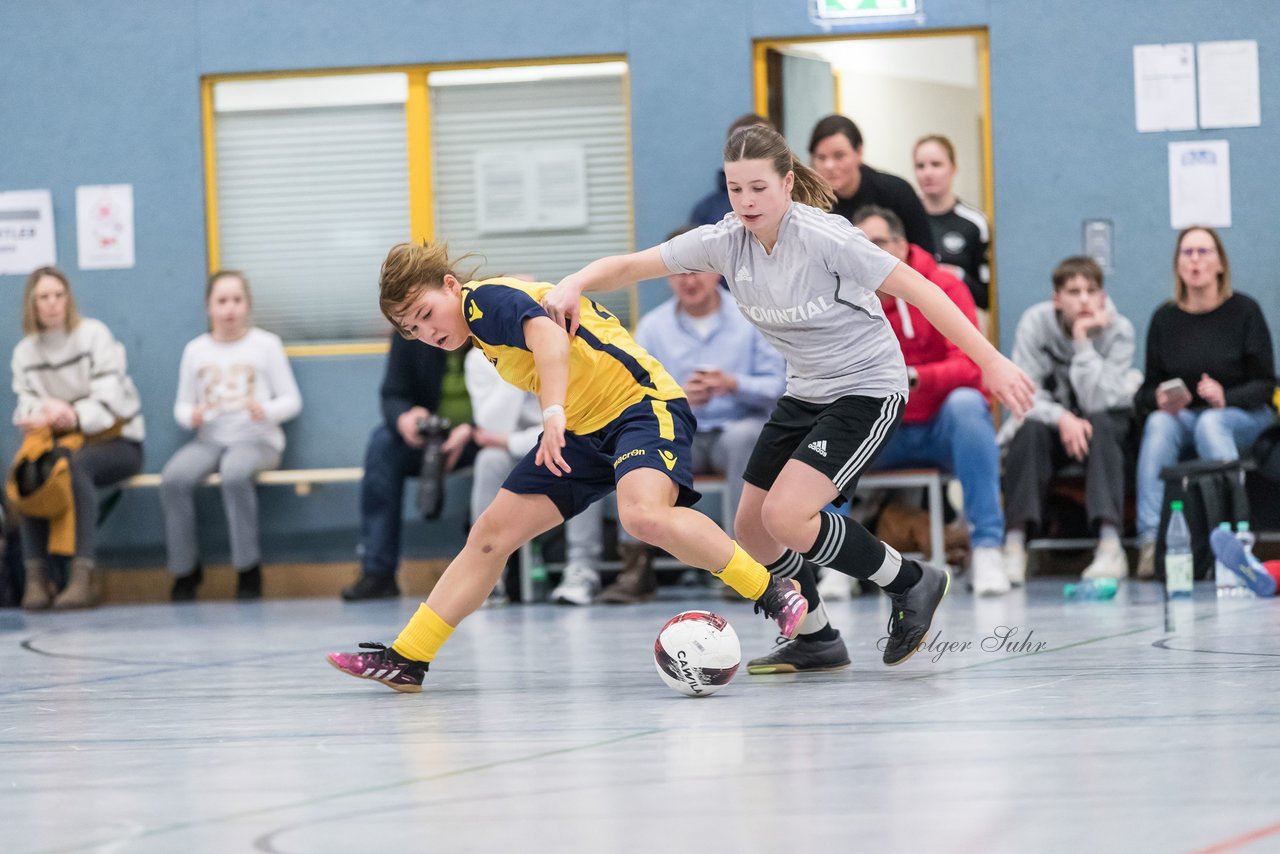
[{"x1": 1000, "y1": 256, "x2": 1142, "y2": 582}]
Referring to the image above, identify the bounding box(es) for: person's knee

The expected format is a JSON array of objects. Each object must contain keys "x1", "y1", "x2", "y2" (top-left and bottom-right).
[
  {"x1": 364, "y1": 425, "x2": 409, "y2": 468},
  {"x1": 758, "y1": 492, "x2": 812, "y2": 550},
  {"x1": 1010, "y1": 418, "x2": 1051, "y2": 452},
  {"x1": 159, "y1": 461, "x2": 201, "y2": 494},
  {"x1": 1193, "y1": 409, "x2": 1229, "y2": 441},
  {"x1": 218, "y1": 462, "x2": 258, "y2": 491},
  {"x1": 1142, "y1": 410, "x2": 1179, "y2": 441},
  {"x1": 944, "y1": 387, "x2": 990, "y2": 422},
  {"x1": 617, "y1": 501, "x2": 667, "y2": 547},
  {"x1": 467, "y1": 508, "x2": 520, "y2": 556}
]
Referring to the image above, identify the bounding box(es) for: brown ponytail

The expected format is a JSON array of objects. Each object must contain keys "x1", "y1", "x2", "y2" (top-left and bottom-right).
[{"x1": 725, "y1": 126, "x2": 836, "y2": 212}]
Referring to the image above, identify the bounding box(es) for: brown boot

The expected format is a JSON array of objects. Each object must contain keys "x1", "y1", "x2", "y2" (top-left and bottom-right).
[
  {"x1": 599, "y1": 542, "x2": 656, "y2": 604},
  {"x1": 52, "y1": 558, "x2": 98, "y2": 610},
  {"x1": 21, "y1": 560, "x2": 55, "y2": 610}
]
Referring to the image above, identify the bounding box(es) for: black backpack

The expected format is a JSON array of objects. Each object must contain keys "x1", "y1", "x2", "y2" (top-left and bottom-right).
[{"x1": 1155, "y1": 459, "x2": 1250, "y2": 580}]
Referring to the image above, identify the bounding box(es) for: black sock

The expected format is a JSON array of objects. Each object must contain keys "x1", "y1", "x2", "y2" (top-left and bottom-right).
[
  {"x1": 804, "y1": 510, "x2": 921, "y2": 594},
  {"x1": 884, "y1": 559, "x2": 922, "y2": 595},
  {"x1": 765, "y1": 551, "x2": 837, "y2": 642}
]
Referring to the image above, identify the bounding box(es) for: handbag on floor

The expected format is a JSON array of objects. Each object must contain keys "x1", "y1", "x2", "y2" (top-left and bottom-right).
[{"x1": 1155, "y1": 459, "x2": 1250, "y2": 580}]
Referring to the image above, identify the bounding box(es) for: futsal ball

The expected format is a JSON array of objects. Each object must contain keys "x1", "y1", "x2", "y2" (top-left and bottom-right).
[{"x1": 653, "y1": 610, "x2": 741, "y2": 697}]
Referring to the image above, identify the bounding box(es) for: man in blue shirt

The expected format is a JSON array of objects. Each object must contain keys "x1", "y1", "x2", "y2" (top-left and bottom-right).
[{"x1": 599, "y1": 226, "x2": 787, "y2": 603}]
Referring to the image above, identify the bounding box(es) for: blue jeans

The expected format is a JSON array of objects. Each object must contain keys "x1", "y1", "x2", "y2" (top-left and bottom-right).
[
  {"x1": 358, "y1": 424, "x2": 426, "y2": 577},
  {"x1": 868, "y1": 387, "x2": 1004, "y2": 548},
  {"x1": 1136, "y1": 406, "x2": 1275, "y2": 540}
]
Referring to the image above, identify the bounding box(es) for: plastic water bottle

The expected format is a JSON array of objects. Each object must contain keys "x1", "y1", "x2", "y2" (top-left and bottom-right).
[
  {"x1": 1063, "y1": 577, "x2": 1118, "y2": 600},
  {"x1": 1232, "y1": 522, "x2": 1260, "y2": 599},
  {"x1": 1165, "y1": 500, "x2": 1194, "y2": 599},
  {"x1": 1215, "y1": 521, "x2": 1243, "y2": 597},
  {"x1": 528, "y1": 540, "x2": 549, "y2": 602}
]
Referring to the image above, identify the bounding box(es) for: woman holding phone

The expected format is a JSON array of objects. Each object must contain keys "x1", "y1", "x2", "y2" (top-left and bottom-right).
[{"x1": 1133, "y1": 226, "x2": 1276, "y2": 577}]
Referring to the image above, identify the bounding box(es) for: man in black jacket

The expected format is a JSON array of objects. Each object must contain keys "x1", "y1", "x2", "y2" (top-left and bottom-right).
[
  {"x1": 342, "y1": 335, "x2": 461, "y2": 600},
  {"x1": 808, "y1": 114, "x2": 937, "y2": 255}
]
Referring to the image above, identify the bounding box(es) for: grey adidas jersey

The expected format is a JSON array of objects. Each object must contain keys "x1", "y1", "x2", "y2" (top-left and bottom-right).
[{"x1": 660, "y1": 202, "x2": 908, "y2": 404}]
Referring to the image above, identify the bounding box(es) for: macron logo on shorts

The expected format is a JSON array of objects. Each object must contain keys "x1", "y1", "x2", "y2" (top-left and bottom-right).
[
  {"x1": 614, "y1": 448, "x2": 646, "y2": 468},
  {"x1": 659, "y1": 449, "x2": 678, "y2": 471},
  {"x1": 808, "y1": 440, "x2": 828, "y2": 457}
]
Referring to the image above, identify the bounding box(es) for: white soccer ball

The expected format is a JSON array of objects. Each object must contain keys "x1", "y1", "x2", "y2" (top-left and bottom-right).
[{"x1": 653, "y1": 610, "x2": 741, "y2": 697}]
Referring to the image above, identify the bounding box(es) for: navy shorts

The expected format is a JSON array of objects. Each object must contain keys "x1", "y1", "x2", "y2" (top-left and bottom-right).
[{"x1": 502, "y1": 397, "x2": 702, "y2": 520}]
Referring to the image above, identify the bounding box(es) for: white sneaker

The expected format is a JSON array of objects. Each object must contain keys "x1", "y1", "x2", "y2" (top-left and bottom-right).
[
  {"x1": 1003, "y1": 542, "x2": 1027, "y2": 587},
  {"x1": 550, "y1": 562, "x2": 601, "y2": 606},
  {"x1": 817, "y1": 567, "x2": 858, "y2": 601},
  {"x1": 1082, "y1": 540, "x2": 1129, "y2": 579},
  {"x1": 972, "y1": 546, "x2": 1011, "y2": 596}
]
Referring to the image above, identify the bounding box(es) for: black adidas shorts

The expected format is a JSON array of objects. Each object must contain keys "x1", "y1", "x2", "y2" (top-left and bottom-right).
[{"x1": 742, "y1": 393, "x2": 905, "y2": 504}]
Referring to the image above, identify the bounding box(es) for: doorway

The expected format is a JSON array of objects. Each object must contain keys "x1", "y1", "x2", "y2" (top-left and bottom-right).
[{"x1": 754, "y1": 29, "x2": 995, "y2": 336}]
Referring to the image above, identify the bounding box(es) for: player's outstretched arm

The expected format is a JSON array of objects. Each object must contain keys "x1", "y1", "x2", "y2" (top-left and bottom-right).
[
  {"x1": 543, "y1": 247, "x2": 669, "y2": 335},
  {"x1": 878, "y1": 262, "x2": 1036, "y2": 417},
  {"x1": 524, "y1": 315, "x2": 572, "y2": 477}
]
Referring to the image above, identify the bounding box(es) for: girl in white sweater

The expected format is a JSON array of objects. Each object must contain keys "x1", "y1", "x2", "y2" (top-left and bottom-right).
[
  {"x1": 11, "y1": 266, "x2": 145, "y2": 609},
  {"x1": 160, "y1": 271, "x2": 301, "y2": 601}
]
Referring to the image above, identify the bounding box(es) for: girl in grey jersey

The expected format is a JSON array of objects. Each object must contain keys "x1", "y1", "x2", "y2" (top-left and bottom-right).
[{"x1": 545, "y1": 125, "x2": 1033, "y2": 667}]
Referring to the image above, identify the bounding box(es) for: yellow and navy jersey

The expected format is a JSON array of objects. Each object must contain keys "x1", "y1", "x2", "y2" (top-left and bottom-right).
[{"x1": 461, "y1": 277, "x2": 685, "y2": 434}]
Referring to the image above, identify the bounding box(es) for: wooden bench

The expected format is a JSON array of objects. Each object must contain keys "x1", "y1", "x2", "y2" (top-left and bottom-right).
[
  {"x1": 120, "y1": 467, "x2": 364, "y2": 496},
  {"x1": 99, "y1": 467, "x2": 365, "y2": 526},
  {"x1": 517, "y1": 467, "x2": 949, "y2": 601}
]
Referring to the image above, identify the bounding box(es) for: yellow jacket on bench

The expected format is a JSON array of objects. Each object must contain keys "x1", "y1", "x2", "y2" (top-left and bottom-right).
[{"x1": 5, "y1": 427, "x2": 85, "y2": 556}]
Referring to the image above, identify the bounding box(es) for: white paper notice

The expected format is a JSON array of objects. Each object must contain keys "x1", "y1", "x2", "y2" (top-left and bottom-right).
[
  {"x1": 0, "y1": 189, "x2": 56, "y2": 275},
  {"x1": 76, "y1": 184, "x2": 135, "y2": 270},
  {"x1": 1134, "y1": 43, "x2": 1197, "y2": 132},
  {"x1": 1169, "y1": 140, "x2": 1231, "y2": 229},
  {"x1": 1198, "y1": 40, "x2": 1260, "y2": 129},
  {"x1": 475, "y1": 146, "x2": 588, "y2": 235}
]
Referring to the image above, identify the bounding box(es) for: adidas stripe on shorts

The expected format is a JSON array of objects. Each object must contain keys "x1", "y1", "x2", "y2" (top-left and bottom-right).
[{"x1": 742, "y1": 393, "x2": 905, "y2": 505}]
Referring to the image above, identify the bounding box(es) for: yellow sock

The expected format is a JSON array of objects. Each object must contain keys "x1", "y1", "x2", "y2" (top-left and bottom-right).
[
  {"x1": 392, "y1": 604, "x2": 454, "y2": 662},
  {"x1": 716, "y1": 543, "x2": 770, "y2": 600}
]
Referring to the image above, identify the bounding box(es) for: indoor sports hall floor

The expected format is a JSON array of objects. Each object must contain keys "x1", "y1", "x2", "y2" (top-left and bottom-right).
[{"x1": 3, "y1": 578, "x2": 1278, "y2": 854}]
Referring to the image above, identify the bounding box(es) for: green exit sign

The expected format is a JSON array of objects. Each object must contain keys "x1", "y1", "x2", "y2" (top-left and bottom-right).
[{"x1": 814, "y1": 0, "x2": 918, "y2": 19}]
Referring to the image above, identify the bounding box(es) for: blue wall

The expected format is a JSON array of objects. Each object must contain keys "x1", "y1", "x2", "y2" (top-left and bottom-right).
[{"x1": 2, "y1": 0, "x2": 1278, "y2": 566}]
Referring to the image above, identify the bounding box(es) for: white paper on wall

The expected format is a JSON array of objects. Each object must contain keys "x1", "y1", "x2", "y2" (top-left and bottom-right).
[
  {"x1": 1168, "y1": 140, "x2": 1231, "y2": 229},
  {"x1": 1134, "y1": 43, "x2": 1197, "y2": 133},
  {"x1": 1197, "y1": 40, "x2": 1261, "y2": 129},
  {"x1": 0, "y1": 189, "x2": 56, "y2": 275},
  {"x1": 76, "y1": 184, "x2": 135, "y2": 270},
  {"x1": 475, "y1": 146, "x2": 588, "y2": 235}
]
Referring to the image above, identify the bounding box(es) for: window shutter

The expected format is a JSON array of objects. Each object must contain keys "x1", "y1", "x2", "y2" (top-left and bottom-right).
[
  {"x1": 429, "y1": 71, "x2": 634, "y2": 326},
  {"x1": 214, "y1": 103, "x2": 409, "y2": 342}
]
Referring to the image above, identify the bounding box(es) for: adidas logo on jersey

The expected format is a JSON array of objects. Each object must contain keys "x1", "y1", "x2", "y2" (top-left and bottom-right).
[
  {"x1": 808, "y1": 440, "x2": 828, "y2": 457},
  {"x1": 734, "y1": 264, "x2": 752, "y2": 282}
]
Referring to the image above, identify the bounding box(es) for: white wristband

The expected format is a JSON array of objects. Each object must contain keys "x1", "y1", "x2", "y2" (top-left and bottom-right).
[{"x1": 542, "y1": 404, "x2": 565, "y2": 421}]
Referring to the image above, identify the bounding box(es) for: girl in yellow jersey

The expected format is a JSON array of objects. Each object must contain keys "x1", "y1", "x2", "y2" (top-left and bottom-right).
[{"x1": 327, "y1": 241, "x2": 808, "y2": 692}]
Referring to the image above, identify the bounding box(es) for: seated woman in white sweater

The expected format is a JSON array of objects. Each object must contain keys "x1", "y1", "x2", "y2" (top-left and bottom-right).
[
  {"x1": 160, "y1": 271, "x2": 302, "y2": 601},
  {"x1": 11, "y1": 266, "x2": 145, "y2": 610}
]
